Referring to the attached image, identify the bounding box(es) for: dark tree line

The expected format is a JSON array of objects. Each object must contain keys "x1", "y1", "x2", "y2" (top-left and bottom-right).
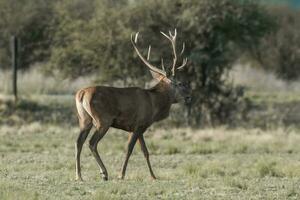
[
  {"x1": 0, "y1": 0, "x2": 279, "y2": 126},
  {"x1": 253, "y1": 6, "x2": 300, "y2": 81}
]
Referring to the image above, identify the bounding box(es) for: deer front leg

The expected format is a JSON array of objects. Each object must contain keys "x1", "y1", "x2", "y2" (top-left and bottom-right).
[
  {"x1": 119, "y1": 132, "x2": 139, "y2": 179},
  {"x1": 89, "y1": 127, "x2": 109, "y2": 181},
  {"x1": 138, "y1": 135, "x2": 156, "y2": 180}
]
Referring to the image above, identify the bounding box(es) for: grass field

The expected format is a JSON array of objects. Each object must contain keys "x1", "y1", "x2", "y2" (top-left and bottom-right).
[
  {"x1": 1, "y1": 67, "x2": 300, "y2": 199},
  {"x1": 1, "y1": 120, "x2": 300, "y2": 199}
]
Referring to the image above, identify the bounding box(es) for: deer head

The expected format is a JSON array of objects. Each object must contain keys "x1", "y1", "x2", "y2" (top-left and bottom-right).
[{"x1": 131, "y1": 29, "x2": 191, "y2": 104}]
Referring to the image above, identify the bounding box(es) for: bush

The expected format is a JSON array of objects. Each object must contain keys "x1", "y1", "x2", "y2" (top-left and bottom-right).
[
  {"x1": 0, "y1": 0, "x2": 56, "y2": 69},
  {"x1": 254, "y1": 6, "x2": 300, "y2": 81},
  {"x1": 0, "y1": 0, "x2": 275, "y2": 126},
  {"x1": 45, "y1": 0, "x2": 274, "y2": 126}
]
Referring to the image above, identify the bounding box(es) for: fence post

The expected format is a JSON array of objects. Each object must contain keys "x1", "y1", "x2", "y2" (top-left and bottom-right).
[{"x1": 11, "y1": 36, "x2": 19, "y2": 103}]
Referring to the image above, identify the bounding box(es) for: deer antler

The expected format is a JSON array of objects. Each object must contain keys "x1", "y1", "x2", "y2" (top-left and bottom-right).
[
  {"x1": 160, "y1": 29, "x2": 187, "y2": 76},
  {"x1": 131, "y1": 33, "x2": 167, "y2": 77}
]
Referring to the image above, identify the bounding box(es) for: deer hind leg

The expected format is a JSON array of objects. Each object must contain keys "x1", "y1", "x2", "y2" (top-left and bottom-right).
[
  {"x1": 75, "y1": 125, "x2": 92, "y2": 181},
  {"x1": 89, "y1": 126, "x2": 109, "y2": 181},
  {"x1": 83, "y1": 101, "x2": 111, "y2": 180},
  {"x1": 138, "y1": 134, "x2": 156, "y2": 180},
  {"x1": 75, "y1": 102, "x2": 93, "y2": 181}
]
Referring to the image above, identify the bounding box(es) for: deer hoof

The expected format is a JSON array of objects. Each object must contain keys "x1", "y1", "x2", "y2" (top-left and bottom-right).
[
  {"x1": 100, "y1": 172, "x2": 108, "y2": 181},
  {"x1": 118, "y1": 175, "x2": 124, "y2": 180},
  {"x1": 75, "y1": 176, "x2": 83, "y2": 182}
]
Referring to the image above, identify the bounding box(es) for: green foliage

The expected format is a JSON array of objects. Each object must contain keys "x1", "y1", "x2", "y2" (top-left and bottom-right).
[
  {"x1": 254, "y1": 6, "x2": 300, "y2": 81},
  {"x1": 46, "y1": 0, "x2": 275, "y2": 125},
  {"x1": 0, "y1": 0, "x2": 57, "y2": 68},
  {"x1": 0, "y1": 0, "x2": 275, "y2": 126},
  {"x1": 177, "y1": 0, "x2": 274, "y2": 125}
]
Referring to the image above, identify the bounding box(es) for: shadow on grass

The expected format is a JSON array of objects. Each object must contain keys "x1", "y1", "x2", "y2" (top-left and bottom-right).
[{"x1": 0, "y1": 98, "x2": 76, "y2": 125}]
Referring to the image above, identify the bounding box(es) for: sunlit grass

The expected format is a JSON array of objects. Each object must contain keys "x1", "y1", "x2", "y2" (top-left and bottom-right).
[
  {"x1": 1, "y1": 123, "x2": 300, "y2": 199},
  {"x1": 0, "y1": 66, "x2": 300, "y2": 199},
  {"x1": 0, "y1": 66, "x2": 94, "y2": 95}
]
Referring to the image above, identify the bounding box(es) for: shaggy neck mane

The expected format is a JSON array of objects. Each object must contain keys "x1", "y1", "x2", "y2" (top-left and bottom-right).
[{"x1": 146, "y1": 81, "x2": 174, "y2": 122}]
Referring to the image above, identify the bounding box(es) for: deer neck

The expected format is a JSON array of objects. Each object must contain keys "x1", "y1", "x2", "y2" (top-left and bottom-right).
[{"x1": 148, "y1": 81, "x2": 174, "y2": 122}]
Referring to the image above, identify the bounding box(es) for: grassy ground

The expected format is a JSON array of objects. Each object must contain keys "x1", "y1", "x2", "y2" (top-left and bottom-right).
[
  {"x1": 1, "y1": 66, "x2": 300, "y2": 199},
  {"x1": 1, "y1": 122, "x2": 300, "y2": 200}
]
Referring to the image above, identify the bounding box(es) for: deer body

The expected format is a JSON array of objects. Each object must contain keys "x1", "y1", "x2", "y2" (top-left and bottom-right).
[
  {"x1": 75, "y1": 30, "x2": 191, "y2": 181},
  {"x1": 76, "y1": 82, "x2": 173, "y2": 133}
]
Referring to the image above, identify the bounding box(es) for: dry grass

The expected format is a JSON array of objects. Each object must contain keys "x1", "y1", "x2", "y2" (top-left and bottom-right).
[
  {"x1": 2, "y1": 63, "x2": 300, "y2": 96},
  {"x1": 1, "y1": 64, "x2": 300, "y2": 199},
  {"x1": 230, "y1": 63, "x2": 300, "y2": 93},
  {"x1": 1, "y1": 124, "x2": 300, "y2": 200},
  {"x1": 0, "y1": 66, "x2": 94, "y2": 95}
]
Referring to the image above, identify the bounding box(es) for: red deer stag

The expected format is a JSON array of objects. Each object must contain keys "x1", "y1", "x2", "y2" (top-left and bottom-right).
[{"x1": 75, "y1": 29, "x2": 191, "y2": 181}]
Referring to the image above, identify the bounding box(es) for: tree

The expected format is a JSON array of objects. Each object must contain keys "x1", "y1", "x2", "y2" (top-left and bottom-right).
[
  {"x1": 0, "y1": 0, "x2": 56, "y2": 69},
  {"x1": 176, "y1": 0, "x2": 275, "y2": 125},
  {"x1": 0, "y1": 0, "x2": 274, "y2": 126},
  {"x1": 45, "y1": 0, "x2": 274, "y2": 126},
  {"x1": 254, "y1": 6, "x2": 300, "y2": 81}
]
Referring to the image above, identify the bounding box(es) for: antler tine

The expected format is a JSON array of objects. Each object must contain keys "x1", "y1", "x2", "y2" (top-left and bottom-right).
[
  {"x1": 161, "y1": 30, "x2": 177, "y2": 76},
  {"x1": 160, "y1": 31, "x2": 172, "y2": 41},
  {"x1": 169, "y1": 28, "x2": 177, "y2": 39},
  {"x1": 160, "y1": 29, "x2": 188, "y2": 76},
  {"x1": 177, "y1": 58, "x2": 188, "y2": 70},
  {"x1": 171, "y1": 29, "x2": 177, "y2": 76},
  {"x1": 147, "y1": 45, "x2": 151, "y2": 60},
  {"x1": 161, "y1": 58, "x2": 165, "y2": 72},
  {"x1": 134, "y1": 32, "x2": 139, "y2": 43},
  {"x1": 180, "y1": 42, "x2": 185, "y2": 55},
  {"x1": 131, "y1": 33, "x2": 166, "y2": 76}
]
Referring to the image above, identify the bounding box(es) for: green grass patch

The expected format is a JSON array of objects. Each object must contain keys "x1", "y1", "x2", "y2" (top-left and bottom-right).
[{"x1": 1, "y1": 125, "x2": 300, "y2": 199}]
